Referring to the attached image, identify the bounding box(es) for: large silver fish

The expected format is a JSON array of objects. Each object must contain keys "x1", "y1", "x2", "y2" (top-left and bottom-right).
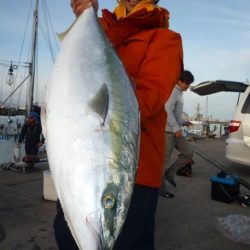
[{"x1": 42, "y1": 7, "x2": 140, "y2": 250}]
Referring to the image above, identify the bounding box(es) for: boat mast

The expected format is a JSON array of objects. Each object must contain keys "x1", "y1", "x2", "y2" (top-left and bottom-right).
[{"x1": 27, "y1": 0, "x2": 39, "y2": 114}]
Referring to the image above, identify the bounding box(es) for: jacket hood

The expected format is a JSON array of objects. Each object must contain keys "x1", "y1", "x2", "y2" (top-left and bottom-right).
[
  {"x1": 101, "y1": 7, "x2": 169, "y2": 47},
  {"x1": 114, "y1": 0, "x2": 167, "y2": 19}
]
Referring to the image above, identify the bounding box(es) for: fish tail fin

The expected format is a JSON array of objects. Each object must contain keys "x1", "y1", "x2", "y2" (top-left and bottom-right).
[{"x1": 57, "y1": 19, "x2": 77, "y2": 42}]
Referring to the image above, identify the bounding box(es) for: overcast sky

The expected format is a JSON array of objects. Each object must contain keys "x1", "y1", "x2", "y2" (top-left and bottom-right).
[{"x1": 0, "y1": 0, "x2": 250, "y2": 120}]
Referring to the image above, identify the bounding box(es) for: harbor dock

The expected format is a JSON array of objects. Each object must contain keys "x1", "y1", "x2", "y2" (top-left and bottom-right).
[{"x1": 1, "y1": 138, "x2": 250, "y2": 250}]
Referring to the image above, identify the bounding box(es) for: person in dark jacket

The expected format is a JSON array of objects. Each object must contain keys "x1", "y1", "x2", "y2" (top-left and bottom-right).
[{"x1": 17, "y1": 111, "x2": 44, "y2": 156}]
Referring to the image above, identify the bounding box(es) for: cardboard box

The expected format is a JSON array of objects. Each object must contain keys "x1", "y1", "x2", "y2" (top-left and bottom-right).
[
  {"x1": 210, "y1": 175, "x2": 239, "y2": 203},
  {"x1": 43, "y1": 170, "x2": 57, "y2": 202}
]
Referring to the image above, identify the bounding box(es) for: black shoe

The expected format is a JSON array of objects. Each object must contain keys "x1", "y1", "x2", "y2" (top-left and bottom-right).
[
  {"x1": 176, "y1": 163, "x2": 192, "y2": 177},
  {"x1": 159, "y1": 192, "x2": 175, "y2": 198}
]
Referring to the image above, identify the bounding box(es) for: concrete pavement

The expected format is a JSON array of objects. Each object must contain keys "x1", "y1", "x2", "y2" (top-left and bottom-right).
[{"x1": 0, "y1": 138, "x2": 250, "y2": 250}]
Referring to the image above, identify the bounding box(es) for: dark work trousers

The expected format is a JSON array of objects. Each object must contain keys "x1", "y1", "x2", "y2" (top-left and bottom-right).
[
  {"x1": 54, "y1": 184, "x2": 159, "y2": 250},
  {"x1": 114, "y1": 184, "x2": 158, "y2": 250},
  {"x1": 54, "y1": 201, "x2": 79, "y2": 250},
  {"x1": 25, "y1": 144, "x2": 38, "y2": 155}
]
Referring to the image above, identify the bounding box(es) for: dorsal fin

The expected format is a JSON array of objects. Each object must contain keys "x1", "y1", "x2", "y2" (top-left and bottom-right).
[{"x1": 88, "y1": 84, "x2": 109, "y2": 126}]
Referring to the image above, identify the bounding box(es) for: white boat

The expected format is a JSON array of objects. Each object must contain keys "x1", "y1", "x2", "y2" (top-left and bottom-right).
[{"x1": 187, "y1": 120, "x2": 208, "y2": 136}]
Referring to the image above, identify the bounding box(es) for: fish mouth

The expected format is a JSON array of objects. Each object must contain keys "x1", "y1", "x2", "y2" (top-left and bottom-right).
[
  {"x1": 85, "y1": 209, "x2": 104, "y2": 249},
  {"x1": 85, "y1": 209, "x2": 116, "y2": 250}
]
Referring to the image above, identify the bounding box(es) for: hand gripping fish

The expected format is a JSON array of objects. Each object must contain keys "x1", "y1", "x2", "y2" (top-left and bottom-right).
[{"x1": 42, "y1": 7, "x2": 140, "y2": 250}]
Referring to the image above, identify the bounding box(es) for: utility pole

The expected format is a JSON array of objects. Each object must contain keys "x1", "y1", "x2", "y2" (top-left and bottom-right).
[{"x1": 205, "y1": 96, "x2": 208, "y2": 121}]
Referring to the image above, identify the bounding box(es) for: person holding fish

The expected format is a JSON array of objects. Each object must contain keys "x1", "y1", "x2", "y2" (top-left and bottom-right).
[{"x1": 54, "y1": 0, "x2": 184, "y2": 249}]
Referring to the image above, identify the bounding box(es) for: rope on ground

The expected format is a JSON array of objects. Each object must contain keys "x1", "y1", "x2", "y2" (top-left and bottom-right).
[
  {"x1": 191, "y1": 144, "x2": 250, "y2": 190},
  {"x1": 0, "y1": 162, "x2": 31, "y2": 173}
]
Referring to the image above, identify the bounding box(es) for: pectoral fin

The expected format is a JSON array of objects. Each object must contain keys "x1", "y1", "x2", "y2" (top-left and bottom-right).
[{"x1": 88, "y1": 84, "x2": 109, "y2": 126}]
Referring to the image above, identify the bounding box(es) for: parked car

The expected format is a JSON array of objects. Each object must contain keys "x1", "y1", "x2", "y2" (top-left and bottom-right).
[
  {"x1": 226, "y1": 85, "x2": 250, "y2": 166},
  {"x1": 191, "y1": 80, "x2": 250, "y2": 166}
]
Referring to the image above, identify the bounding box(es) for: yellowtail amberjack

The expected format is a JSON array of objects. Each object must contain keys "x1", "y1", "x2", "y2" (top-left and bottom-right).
[{"x1": 42, "y1": 7, "x2": 140, "y2": 250}]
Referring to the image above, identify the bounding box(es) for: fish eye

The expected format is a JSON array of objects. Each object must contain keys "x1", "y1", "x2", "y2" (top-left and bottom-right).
[{"x1": 102, "y1": 193, "x2": 116, "y2": 209}]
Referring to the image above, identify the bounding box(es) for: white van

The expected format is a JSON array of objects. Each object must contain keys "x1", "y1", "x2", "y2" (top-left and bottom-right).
[{"x1": 191, "y1": 80, "x2": 250, "y2": 166}]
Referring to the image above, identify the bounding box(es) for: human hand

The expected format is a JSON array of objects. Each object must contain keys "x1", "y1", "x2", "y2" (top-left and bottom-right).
[
  {"x1": 175, "y1": 130, "x2": 183, "y2": 138},
  {"x1": 70, "y1": 0, "x2": 99, "y2": 17},
  {"x1": 186, "y1": 121, "x2": 193, "y2": 126}
]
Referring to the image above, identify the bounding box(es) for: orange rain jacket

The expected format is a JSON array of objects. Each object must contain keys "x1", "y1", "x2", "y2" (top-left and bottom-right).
[{"x1": 100, "y1": 7, "x2": 183, "y2": 188}]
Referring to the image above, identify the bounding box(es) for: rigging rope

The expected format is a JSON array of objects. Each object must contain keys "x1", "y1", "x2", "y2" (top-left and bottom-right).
[
  {"x1": 1, "y1": 0, "x2": 59, "y2": 111},
  {"x1": 15, "y1": 0, "x2": 33, "y2": 109},
  {"x1": 40, "y1": 0, "x2": 59, "y2": 62}
]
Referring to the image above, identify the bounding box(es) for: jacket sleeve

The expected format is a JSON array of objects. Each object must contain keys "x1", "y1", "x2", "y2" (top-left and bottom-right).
[
  {"x1": 165, "y1": 89, "x2": 181, "y2": 132},
  {"x1": 18, "y1": 124, "x2": 27, "y2": 143},
  {"x1": 166, "y1": 87, "x2": 188, "y2": 132},
  {"x1": 41, "y1": 134, "x2": 45, "y2": 144},
  {"x1": 135, "y1": 29, "x2": 183, "y2": 123}
]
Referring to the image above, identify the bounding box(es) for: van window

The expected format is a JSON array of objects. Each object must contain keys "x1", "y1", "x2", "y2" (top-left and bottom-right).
[{"x1": 241, "y1": 93, "x2": 250, "y2": 114}]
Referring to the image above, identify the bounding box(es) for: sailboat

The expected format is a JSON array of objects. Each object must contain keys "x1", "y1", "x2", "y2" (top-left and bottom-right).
[
  {"x1": 0, "y1": 0, "x2": 58, "y2": 117},
  {"x1": 0, "y1": 0, "x2": 57, "y2": 167}
]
